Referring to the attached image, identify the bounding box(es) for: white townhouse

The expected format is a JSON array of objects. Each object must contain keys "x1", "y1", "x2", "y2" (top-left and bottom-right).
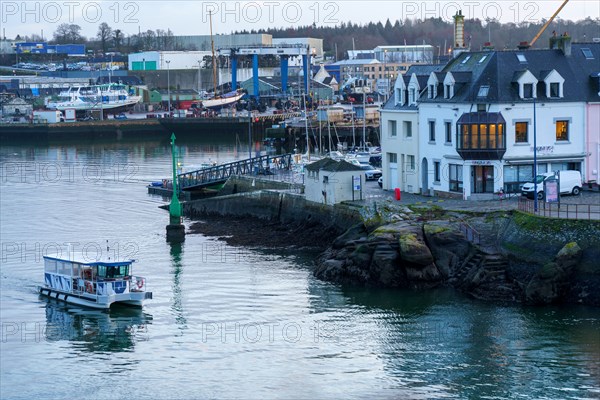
[
  {"x1": 380, "y1": 65, "x2": 443, "y2": 193},
  {"x1": 409, "y1": 37, "x2": 598, "y2": 199}
]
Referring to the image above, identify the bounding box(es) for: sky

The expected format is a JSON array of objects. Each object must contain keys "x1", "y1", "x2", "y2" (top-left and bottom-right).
[{"x1": 2, "y1": 0, "x2": 599, "y2": 40}]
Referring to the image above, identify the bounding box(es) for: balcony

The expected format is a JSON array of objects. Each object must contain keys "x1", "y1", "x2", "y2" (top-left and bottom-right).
[{"x1": 456, "y1": 112, "x2": 506, "y2": 160}]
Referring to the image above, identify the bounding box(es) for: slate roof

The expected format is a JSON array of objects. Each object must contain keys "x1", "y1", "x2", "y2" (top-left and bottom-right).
[
  {"x1": 305, "y1": 157, "x2": 337, "y2": 172},
  {"x1": 321, "y1": 160, "x2": 364, "y2": 172},
  {"x1": 418, "y1": 42, "x2": 600, "y2": 104}
]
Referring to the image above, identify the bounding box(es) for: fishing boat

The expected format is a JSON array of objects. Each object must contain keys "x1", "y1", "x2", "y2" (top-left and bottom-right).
[
  {"x1": 39, "y1": 254, "x2": 152, "y2": 309},
  {"x1": 45, "y1": 83, "x2": 141, "y2": 112}
]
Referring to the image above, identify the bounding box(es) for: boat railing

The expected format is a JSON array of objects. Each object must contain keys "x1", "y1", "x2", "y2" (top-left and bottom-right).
[{"x1": 73, "y1": 276, "x2": 146, "y2": 295}]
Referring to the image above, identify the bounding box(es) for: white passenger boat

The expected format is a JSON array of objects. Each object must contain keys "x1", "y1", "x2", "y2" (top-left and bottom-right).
[
  {"x1": 45, "y1": 83, "x2": 141, "y2": 112},
  {"x1": 39, "y1": 255, "x2": 152, "y2": 309}
]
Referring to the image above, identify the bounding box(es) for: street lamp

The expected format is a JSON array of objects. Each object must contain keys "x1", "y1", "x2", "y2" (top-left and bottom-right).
[
  {"x1": 383, "y1": 49, "x2": 388, "y2": 102},
  {"x1": 533, "y1": 96, "x2": 538, "y2": 212},
  {"x1": 166, "y1": 60, "x2": 171, "y2": 116}
]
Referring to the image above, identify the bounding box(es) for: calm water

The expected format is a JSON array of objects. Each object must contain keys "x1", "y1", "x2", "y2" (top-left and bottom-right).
[{"x1": 1, "y1": 138, "x2": 599, "y2": 399}]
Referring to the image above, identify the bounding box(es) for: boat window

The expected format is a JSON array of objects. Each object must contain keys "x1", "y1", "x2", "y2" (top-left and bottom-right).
[
  {"x1": 44, "y1": 259, "x2": 57, "y2": 273},
  {"x1": 58, "y1": 261, "x2": 72, "y2": 275},
  {"x1": 97, "y1": 265, "x2": 107, "y2": 278}
]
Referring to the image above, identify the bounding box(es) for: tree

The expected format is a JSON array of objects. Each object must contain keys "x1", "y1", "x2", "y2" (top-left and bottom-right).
[
  {"x1": 97, "y1": 22, "x2": 112, "y2": 54},
  {"x1": 53, "y1": 23, "x2": 84, "y2": 44},
  {"x1": 113, "y1": 29, "x2": 123, "y2": 52}
]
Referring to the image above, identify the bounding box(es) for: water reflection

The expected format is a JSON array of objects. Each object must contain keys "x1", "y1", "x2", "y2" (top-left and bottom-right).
[
  {"x1": 43, "y1": 299, "x2": 152, "y2": 353},
  {"x1": 169, "y1": 242, "x2": 187, "y2": 331}
]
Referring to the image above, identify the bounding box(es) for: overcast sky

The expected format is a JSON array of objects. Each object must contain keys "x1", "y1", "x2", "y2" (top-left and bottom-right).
[{"x1": 2, "y1": 1, "x2": 598, "y2": 40}]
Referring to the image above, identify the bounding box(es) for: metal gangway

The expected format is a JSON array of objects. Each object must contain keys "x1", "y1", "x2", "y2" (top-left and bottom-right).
[{"x1": 178, "y1": 153, "x2": 293, "y2": 190}]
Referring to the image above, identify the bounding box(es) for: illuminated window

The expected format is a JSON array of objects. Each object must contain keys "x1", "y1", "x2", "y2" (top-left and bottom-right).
[
  {"x1": 515, "y1": 122, "x2": 528, "y2": 143},
  {"x1": 556, "y1": 120, "x2": 569, "y2": 141}
]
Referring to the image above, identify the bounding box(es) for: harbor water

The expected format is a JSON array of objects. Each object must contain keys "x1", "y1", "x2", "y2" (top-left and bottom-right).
[{"x1": 1, "y1": 138, "x2": 599, "y2": 399}]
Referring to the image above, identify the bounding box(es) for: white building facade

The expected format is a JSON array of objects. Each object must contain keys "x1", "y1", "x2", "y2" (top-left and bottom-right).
[{"x1": 402, "y1": 40, "x2": 597, "y2": 199}]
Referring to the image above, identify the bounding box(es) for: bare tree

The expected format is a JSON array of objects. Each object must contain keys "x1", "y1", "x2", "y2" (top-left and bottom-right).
[
  {"x1": 53, "y1": 23, "x2": 84, "y2": 43},
  {"x1": 97, "y1": 22, "x2": 113, "y2": 54}
]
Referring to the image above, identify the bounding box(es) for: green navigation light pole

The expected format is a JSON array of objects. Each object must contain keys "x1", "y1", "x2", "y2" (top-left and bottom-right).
[{"x1": 169, "y1": 132, "x2": 182, "y2": 224}]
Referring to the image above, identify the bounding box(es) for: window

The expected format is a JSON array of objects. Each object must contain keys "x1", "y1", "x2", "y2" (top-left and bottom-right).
[
  {"x1": 515, "y1": 122, "x2": 528, "y2": 143},
  {"x1": 556, "y1": 120, "x2": 569, "y2": 141},
  {"x1": 478, "y1": 55, "x2": 488, "y2": 63},
  {"x1": 428, "y1": 84, "x2": 435, "y2": 99},
  {"x1": 409, "y1": 88, "x2": 417, "y2": 105},
  {"x1": 503, "y1": 164, "x2": 533, "y2": 193},
  {"x1": 449, "y1": 164, "x2": 463, "y2": 192},
  {"x1": 445, "y1": 122, "x2": 452, "y2": 143},
  {"x1": 477, "y1": 104, "x2": 486, "y2": 112},
  {"x1": 433, "y1": 161, "x2": 441, "y2": 183},
  {"x1": 404, "y1": 121, "x2": 412, "y2": 138},
  {"x1": 516, "y1": 53, "x2": 527, "y2": 63},
  {"x1": 550, "y1": 82, "x2": 559, "y2": 98},
  {"x1": 407, "y1": 155, "x2": 415, "y2": 170},
  {"x1": 461, "y1": 55, "x2": 471, "y2": 64},
  {"x1": 477, "y1": 85, "x2": 490, "y2": 97},
  {"x1": 389, "y1": 153, "x2": 397, "y2": 163},
  {"x1": 581, "y1": 48, "x2": 594, "y2": 59},
  {"x1": 523, "y1": 83, "x2": 534, "y2": 98},
  {"x1": 429, "y1": 120, "x2": 436, "y2": 142},
  {"x1": 444, "y1": 84, "x2": 452, "y2": 99},
  {"x1": 389, "y1": 120, "x2": 397, "y2": 137}
]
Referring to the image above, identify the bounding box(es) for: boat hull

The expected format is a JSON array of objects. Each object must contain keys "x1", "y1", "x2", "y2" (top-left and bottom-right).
[
  {"x1": 47, "y1": 97, "x2": 142, "y2": 112},
  {"x1": 39, "y1": 286, "x2": 151, "y2": 310},
  {"x1": 198, "y1": 93, "x2": 244, "y2": 110}
]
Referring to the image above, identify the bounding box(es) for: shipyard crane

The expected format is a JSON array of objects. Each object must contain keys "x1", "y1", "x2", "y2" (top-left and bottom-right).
[{"x1": 528, "y1": 0, "x2": 570, "y2": 47}]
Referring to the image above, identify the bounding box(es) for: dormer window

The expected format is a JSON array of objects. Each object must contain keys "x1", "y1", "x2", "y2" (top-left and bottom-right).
[
  {"x1": 443, "y1": 72, "x2": 456, "y2": 99},
  {"x1": 428, "y1": 84, "x2": 437, "y2": 99},
  {"x1": 516, "y1": 70, "x2": 538, "y2": 99},
  {"x1": 543, "y1": 69, "x2": 564, "y2": 99},
  {"x1": 523, "y1": 83, "x2": 534, "y2": 98},
  {"x1": 409, "y1": 88, "x2": 417, "y2": 105},
  {"x1": 427, "y1": 72, "x2": 439, "y2": 99},
  {"x1": 396, "y1": 88, "x2": 406, "y2": 106}
]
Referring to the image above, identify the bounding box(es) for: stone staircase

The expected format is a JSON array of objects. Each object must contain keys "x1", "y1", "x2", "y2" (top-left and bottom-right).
[{"x1": 451, "y1": 249, "x2": 520, "y2": 303}]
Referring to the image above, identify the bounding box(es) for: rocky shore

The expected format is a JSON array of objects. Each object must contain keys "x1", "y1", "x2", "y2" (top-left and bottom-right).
[{"x1": 183, "y1": 185, "x2": 600, "y2": 306}]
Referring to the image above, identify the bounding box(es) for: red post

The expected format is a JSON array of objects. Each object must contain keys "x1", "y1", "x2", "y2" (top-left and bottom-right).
[{"x1": 394, "y1": 188, "x2": 401, "y2": 201}]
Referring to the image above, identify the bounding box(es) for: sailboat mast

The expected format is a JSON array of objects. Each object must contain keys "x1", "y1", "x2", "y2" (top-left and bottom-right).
[{"x1": 209, "y1": 11, "x2": 218, "y2": 96}]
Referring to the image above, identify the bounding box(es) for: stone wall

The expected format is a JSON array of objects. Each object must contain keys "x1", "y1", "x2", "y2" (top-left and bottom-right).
[{"x1": 183, "y1": 186, "x2": 362, "y2": 233}]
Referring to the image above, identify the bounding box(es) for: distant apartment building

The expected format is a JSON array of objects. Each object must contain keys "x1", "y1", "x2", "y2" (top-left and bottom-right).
[{"x1": 381, "y1": 38, "x2": 600, "y2": 199}]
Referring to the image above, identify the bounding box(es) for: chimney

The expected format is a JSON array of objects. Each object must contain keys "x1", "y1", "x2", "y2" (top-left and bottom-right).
[
  {"x1": 549, "y1": 31, "x2": 560, "y2": 49},
  {"x1": 559, "y1": 32, "x2": 572, "y2": 56},
  {"x1": 453, "y1": 10, "x2": 467, "y2": 58},
  {"x1": 517, "y1": 41, "x2": 530, "y2": 50},
  {"x1": 483, "y1": 42, "x2": 494, "y2": 51}
]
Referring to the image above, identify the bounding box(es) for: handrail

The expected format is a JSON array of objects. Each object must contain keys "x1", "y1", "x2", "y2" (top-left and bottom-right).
[
  {"x1": 178, "y1": 153, "x2": 293, "y2": 190},
  {"x1": 459, "y1": 221, "x2": 481, "y2": 244},
  {"x1": 518, "y1": 197, "x2": 600, "y2": 220}
]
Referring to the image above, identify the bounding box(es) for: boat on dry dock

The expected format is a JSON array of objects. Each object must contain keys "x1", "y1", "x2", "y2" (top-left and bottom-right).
[{"x1": 39, "y1": 254, "x2": 152, "y2": 309}]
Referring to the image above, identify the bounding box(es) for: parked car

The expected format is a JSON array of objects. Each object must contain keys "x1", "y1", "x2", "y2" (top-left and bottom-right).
[
  {"x1": 114, "y1": 113, "x2": 127, "y2": 120},
  {"x1": 359, "y1": 164, "x2": 382, "y2": 180},
  {"x1": 521, "y1": 170, "x2": 582, "y2": 200}
]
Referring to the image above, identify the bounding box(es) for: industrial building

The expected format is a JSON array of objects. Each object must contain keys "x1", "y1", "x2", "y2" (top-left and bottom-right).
[{"x1": 128, "y1": 51, "x2": 212, "y2": 71}]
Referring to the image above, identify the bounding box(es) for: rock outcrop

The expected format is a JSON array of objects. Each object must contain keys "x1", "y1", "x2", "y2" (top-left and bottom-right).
[{"x1": 525, "y1": 242, "x2": 583, "y2": 305}]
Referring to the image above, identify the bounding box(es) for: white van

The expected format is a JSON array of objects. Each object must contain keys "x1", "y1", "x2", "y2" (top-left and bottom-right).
[{"x1": 521, "y1": 170, "x2": 582, "y2": 199}]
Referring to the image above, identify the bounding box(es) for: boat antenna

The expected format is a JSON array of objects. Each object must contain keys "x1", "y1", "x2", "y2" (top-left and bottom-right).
[
  {"x1": 106, "y1": 239, "x2": 110, "y2": 261},
  {"x1": 209, "y1": 11, "x2": 218, "y2": 97}
]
